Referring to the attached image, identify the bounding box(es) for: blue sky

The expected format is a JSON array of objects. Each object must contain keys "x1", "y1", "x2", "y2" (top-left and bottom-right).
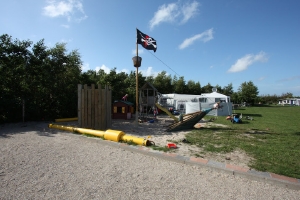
[{"x1": 1, "y1": 0, "x2": 300, "y2": 96}]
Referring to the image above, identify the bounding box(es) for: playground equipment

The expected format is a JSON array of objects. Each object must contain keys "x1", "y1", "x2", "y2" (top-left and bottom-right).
[
  {"x1": 166, "y1": 107, "x2": 215, "y2": 132},
  {"x1": 155, "y1": 103, "x2": 179, "y2": 121},
  {"x1": 48, "y1": 124, "x2": 152, "y2": 146}
]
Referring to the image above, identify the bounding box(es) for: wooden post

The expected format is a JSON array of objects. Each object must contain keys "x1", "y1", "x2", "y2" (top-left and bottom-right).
[
  {"x1": 83, "y1": 84, "x2": 88, "y2": 128},
  {"x1": 94, "y1": 85, "x2": 99, "y2": 129},
  {"x1": 78, "y1": 84, "x2": 82, "y2": 127},
  {"x1": 91, "y1": 84, "x2": 95, "y2": 129},
  {"x1": 107, "y1": 85, "x2": 112, "y2": 128}
]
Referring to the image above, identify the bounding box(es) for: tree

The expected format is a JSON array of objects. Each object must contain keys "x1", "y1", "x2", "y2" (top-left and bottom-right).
[
  {"x1": 80, "y1": 70, "x2": 98, "y2": 85},
  {"x1": 0, "y1": 34, "x2": 32, "y2": 122},
  {"x1": 259, "y1": 94, "x2": 279, "y2": 104},
  {"x1": 0, "y1": 34, "x2": 82, "y2": 122},
  {"x1": 202, "y1": 83, "x2": 213, "y2": 93},
  {"x1": 222, "y1": 83, "x2": 234, "y2": 96},
  {"x1": 153, "y1": 71, "x2": 172, "y2": 93},
  {"x1": 123, "y1": 71, "x2": 137, "y2": 103},
  {"x1": 280, "y1": 92, "x2": 293, "y2": 99},
  {"x1": 173, "y1": 76, "x2": 186, "y2": 94},
  {"x1": 215, "y1": 84, "x2": 223, "y2": 94},
  {"x1": 145, "y1": 75, "x2": 154, "y2": 84},
  {"x1": 230, "y1": 92, "x2": 240, "y2": 104},
  {"x1": 237, "y1": 81, "x2": 259, "y2": 105},
  {"x1": 186, "y1": 80, "x2": 201, "y2": 94}
]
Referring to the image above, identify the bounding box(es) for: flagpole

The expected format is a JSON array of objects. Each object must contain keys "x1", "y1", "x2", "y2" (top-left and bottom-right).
[{"x1": 135, "y1": 40, "x2": 139, "y2": 125}]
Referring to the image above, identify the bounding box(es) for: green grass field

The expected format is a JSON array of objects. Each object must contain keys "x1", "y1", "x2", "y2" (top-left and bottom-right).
[{"x1": 185, "y1": 105, "x2": 300, "y2": 179}]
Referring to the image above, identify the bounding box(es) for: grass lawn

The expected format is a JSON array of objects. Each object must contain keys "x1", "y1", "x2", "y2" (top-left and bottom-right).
[{"x1": 185, "y1": 105, "x2": 300, "y2": 179}]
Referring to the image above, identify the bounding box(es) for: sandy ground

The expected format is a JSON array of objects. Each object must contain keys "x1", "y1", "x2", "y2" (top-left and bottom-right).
[
  {"x1": 111, "y1": 115, "x2": 252, "y2": 168},
  {"x1": 1, "y1": 119, "x2": 299, "y2": 199}
]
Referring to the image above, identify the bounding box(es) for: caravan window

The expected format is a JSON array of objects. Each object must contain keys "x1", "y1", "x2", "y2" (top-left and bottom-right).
[
  {"x1": 199, "y1": 98, "x2": 207, "y2": 103},
  {"x1": 190, "y1": 98, "x2": 198, "y2": 102},
  {"x1": 215, "y1": 98, "x2": 226, "y2": 103}
]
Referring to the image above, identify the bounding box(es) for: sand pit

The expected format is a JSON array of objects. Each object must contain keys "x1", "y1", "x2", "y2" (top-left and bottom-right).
[{"x1": 111, "y1": 115, "x2": 252, "y2": 168}]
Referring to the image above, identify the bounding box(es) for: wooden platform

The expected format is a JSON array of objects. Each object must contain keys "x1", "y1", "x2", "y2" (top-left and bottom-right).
[{"x1": 166, "y1": 109, "x2": 212, "y2": 132}]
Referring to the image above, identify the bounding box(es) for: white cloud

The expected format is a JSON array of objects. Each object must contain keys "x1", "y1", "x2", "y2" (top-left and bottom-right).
[
  {"x1": 149, "y1": 1, "x2": 199, "y2": 30},
  {"x1": 149, "y1": 3, "x2": 179, "y2": 30},
  {"x1": 43, "y1": 0, "x2": 87, "y2": 22},
  {"x1": 228, "y1": 51, "x2": 268, "y2": 73},
  {"x1": 181, "y1": 1, "x2": 200, "y2": 24},
  {"x1": 140, "y1": 66, "x2": 160, "y2": 77},
  {"x1": 95, "y1": 64, "x2": 110, "y2": 74},
  {"x1": 179, "y1": 28, "x2": 214, "y2": 49},
  {"x1": 43, "y1": 0, "x2": 72, "y2": 18},
  {"x1": 81, "y1": 63, "x2": 90, "y2": 71}
]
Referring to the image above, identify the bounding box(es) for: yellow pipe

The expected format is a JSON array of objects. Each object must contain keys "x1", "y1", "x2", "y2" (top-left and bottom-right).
[
  {"x1": 103, "y1": 129, "x2": 125, "y2": 142},
  {"x1": 75, "y1": 128, "x2": 106, "y2": 138},
  {"x1": 48, "y1": 124, "x2": 151, "y2": 146},
  {"x1": 55, "y1": 117, "x2": 78, "y2": 122},
  {"x1": 49, "y1": 124, "x2": 75, "y2": 132},
  {"x1": 121, "y1": 134, "x2": 149, "y2": 146}
]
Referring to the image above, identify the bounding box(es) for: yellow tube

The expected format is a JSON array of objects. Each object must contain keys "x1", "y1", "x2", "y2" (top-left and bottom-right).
[
  {"x1": 55, "y1": 118, "x2": 78, "y2": 122},
  {"x1": 121, "y1": 134, "x2": 149, "y2": 146},
  {"x1": 48, "y1": 124, "x2": 151, "y2": 146},
  {"x1": 48, "y1": 124, "x2": 75, "y2": 132},
  {"x1": 75, "y1": 128, "x2": 105, "y2": 138},
  {"x1": 104, "y1": 129, "x2": 125, "y2": 142}
]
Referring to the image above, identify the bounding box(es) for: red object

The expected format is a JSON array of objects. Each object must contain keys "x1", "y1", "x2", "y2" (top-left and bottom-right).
[{"x1": 167, "y1": 143, "x2": 177, "y2": 149}]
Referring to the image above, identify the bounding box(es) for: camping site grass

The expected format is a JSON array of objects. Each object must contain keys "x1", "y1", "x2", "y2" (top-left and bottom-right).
[{"x1": 185, "y1": 105, "x2": 300, "y2": 179}]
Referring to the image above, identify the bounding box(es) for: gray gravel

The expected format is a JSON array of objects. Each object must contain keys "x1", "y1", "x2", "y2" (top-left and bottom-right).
[{"x1": 1, "y1": 122, "x2": 299, "y2": 199}]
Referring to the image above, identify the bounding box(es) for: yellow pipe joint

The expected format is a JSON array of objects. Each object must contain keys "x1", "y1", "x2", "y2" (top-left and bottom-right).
[{"x1": 103, "y1": 129, "x2": 125, "y2": 142}]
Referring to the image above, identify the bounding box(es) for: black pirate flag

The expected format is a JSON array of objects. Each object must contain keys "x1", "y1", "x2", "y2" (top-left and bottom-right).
[{"x1": 136, "y1": 29, "x2": 157, "y2": 52}]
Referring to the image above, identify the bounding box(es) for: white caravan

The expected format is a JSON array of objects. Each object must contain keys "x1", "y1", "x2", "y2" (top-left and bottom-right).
[{"x1": 158, "y1": 88, "x2": 232, "y2": 116}]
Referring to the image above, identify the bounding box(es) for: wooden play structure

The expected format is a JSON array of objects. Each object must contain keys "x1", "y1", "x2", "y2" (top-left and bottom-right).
[
  {"x1": 139, "y1": 82, "x2": 159, "y2": 118},
  {"x1": 77, "y1": 84, "x2": 111, "y2": 130}
]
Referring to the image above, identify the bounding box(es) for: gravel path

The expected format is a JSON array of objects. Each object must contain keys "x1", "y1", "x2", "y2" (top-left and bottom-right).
[{"x1": 1, "y1": 122, "x2": 299, "y2": 199}]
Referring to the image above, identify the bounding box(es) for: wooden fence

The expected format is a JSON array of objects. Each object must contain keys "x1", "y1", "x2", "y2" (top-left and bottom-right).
[{"x1": 78, "y1": 84, "x2": 112, "y2": 130}]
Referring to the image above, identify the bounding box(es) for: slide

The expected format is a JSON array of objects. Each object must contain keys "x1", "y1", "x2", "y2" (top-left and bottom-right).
[{"x1": 155, "y1": 103, "x2": 179, "y2": 121}]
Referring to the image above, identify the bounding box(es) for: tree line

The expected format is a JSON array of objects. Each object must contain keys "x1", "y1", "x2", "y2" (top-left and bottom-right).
[{"x1": 0, "y1": 34, "x2": 294, "y2": 123}]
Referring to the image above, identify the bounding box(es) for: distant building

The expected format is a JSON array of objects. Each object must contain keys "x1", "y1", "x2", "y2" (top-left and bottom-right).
[{"x1": 278, "y1": 98, "x2": 300, "y2": 106}]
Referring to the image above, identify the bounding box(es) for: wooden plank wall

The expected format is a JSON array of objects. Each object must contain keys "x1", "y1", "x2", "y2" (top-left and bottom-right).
[{"x1": 78, "y1": 84, "x2": 111, "y2": 130}]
